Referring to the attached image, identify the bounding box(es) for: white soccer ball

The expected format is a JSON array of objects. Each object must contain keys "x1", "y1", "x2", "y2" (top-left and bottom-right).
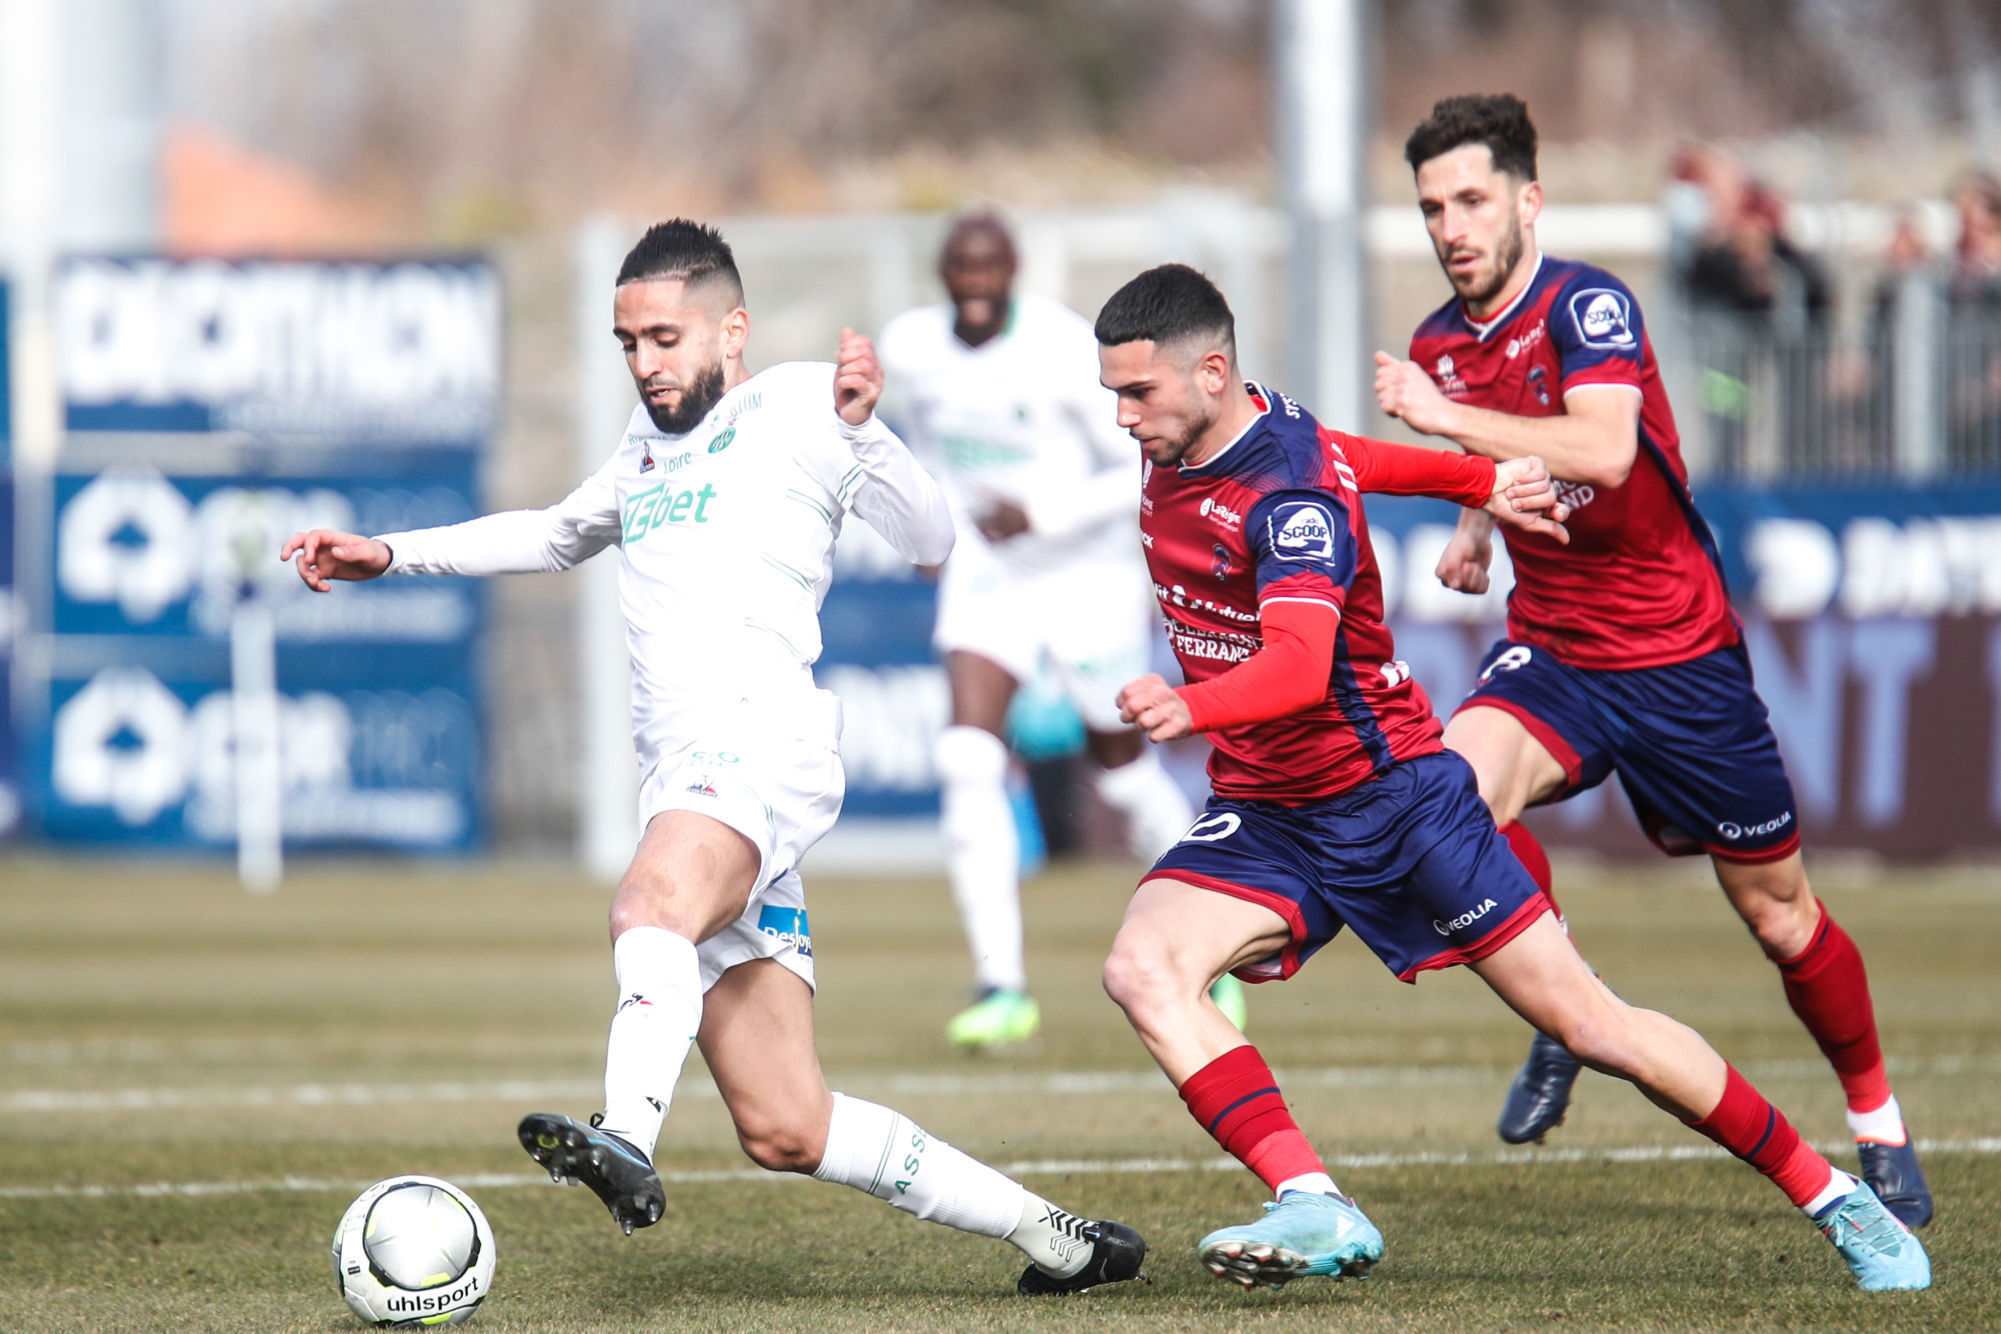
[{"x1": 331, "y1": 1175, "x2": 497, "y2": 1327}]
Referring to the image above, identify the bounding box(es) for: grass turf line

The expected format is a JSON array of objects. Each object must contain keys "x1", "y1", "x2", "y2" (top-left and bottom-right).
[{"x1": 0, "y1": 856, "x2": 1995, "y2": 1331}]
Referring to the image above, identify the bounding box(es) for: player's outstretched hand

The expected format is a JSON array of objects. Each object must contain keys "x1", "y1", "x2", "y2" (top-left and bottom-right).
[
  {"x1": 1435, "y1": 514, "x2": 1495, "y2": 594},
  {"x1": 1117, "y1": 673, "x2": 1194, "y2": 742},
  {"x1": 1374, "y1": 350, "x2": 1456, "y2": 437},
  {"x1": 834, "y1": 327, "x2": 883, "y2": 427},
  {"x1": 1485, "y1": 455, "x2": 1570, "y2": 545},
  {"x1": 281, "y1": 529, "x2": 392, "y2": 592}
]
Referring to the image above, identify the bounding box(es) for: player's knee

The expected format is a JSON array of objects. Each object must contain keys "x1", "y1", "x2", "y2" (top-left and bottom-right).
[
  {"x1": 733, "y1": 1110, "x2": 828, "y2": 1175},
  {"x1": 1539, "y1": 1006, "x2": 1633, "y2": 1075},
  {"x1": 1101, "y1": 937, "x2": 1187, "y2": 1019}
]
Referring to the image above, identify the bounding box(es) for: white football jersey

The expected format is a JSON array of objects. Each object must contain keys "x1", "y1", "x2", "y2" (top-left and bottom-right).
[
  {"x1": 879, "y1": 292, "x2": 1140, "y2": 573},
  {"x1": 378, "y1": 360, "x2": 954, "y2": 760}
]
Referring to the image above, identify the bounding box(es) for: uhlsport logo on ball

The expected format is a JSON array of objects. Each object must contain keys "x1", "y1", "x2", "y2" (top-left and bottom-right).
[{"x1": 331, "y1": 1175, "x2": 497, "y2": 1327}]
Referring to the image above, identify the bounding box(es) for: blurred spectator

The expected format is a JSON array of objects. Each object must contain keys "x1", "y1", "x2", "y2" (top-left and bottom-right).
[
  {"x1": 1684, "y1": 168, "x2": 1831, "y2": 332},
  {"x1": 1948, "y1": 172, "x2": 2001, "y2": 311},
  {"x1": 1671, "y1": 150, "x2": 1831, "y2": 472},
  {"x1": 1946, "y1": 172, "x2": 2001, "y2": 467}
]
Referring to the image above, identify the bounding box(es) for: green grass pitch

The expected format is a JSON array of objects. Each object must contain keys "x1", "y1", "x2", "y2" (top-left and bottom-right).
[{"x1": 2, "y1": 853, "x2": 1995, "y2": 1331}]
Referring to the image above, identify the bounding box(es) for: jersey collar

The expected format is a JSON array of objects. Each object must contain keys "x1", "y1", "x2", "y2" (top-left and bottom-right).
[
  {"x1": 1462, "y1": 251, "x2": 1545, "y2": 341},
  {"x1": 1177, "y1": 383, "x2": 1272, "y2": 475}
]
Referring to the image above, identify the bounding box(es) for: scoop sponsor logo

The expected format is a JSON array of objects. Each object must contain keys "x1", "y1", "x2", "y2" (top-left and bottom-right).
[
  {"x1": 1270, "y1": 502, "x2": 1336, "y2": 561},
  {"x1": 1433, "y1": 898, "x2": 1498, "y2": 936},
  {"x1": 1570, "y1": 287, "x2": 1636, "y2": 349},
  {"x1": 1717, "y1": 811, "x2": 1792, "y2": 842}
]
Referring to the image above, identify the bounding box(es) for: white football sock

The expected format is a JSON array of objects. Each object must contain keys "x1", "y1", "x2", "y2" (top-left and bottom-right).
[
  {"x1": 935, "y1": 725, "x2": 1025, "y2": 993},
  {"x1": 598, "y1": 926, "x2": 703, "y2": 1162},
  {"x1": 1803, "y1": 1167, "x2": 1860, "y2": 1217},
  {"x1": 812, "y1": 1092, "x2": 1104, "y2": 1273},
  {"x1": 1274, "y1": 1171, "x2": 1341, "y2": 1199},
  {"x1": 1847, "y1": 1093, "x2": 1906, "y2": 1145},
  {"x1": 1094, "y1": 749, "x2": 1194, "y2": 861}
]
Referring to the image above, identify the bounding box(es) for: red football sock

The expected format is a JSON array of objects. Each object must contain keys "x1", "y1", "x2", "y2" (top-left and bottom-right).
[
  {"x1": 1772, "y1": 906, "x2": 1892, "y2": 1114},
  {"x1": 1687, "y1": 1064, "x2": 1834, "y2": 1208},
  {"x1": 1499, "y1": 820, "x2": 1559, "y2": 919},
  {"x1": 1179, "y1": 1045, "x2": 1325, "y2": 1192}
]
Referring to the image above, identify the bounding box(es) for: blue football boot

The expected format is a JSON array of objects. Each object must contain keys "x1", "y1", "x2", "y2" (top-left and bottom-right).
[
  {"x1": 1197, "y1": 1190, "x2": 1384, "y2": 1289},
  {"x1": 1814, "y1": 1182, "x2": 1931, "y2": 1291},
  {"x1": 1497, "y1": 1031, "x2": 1582, "y2": 1144},
  {"x1": 1857, "y1": 1137, "x2": 1934, "y2": 1230}
]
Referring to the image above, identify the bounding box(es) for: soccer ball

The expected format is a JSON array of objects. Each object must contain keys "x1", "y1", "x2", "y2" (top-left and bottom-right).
[{"x1": 331, "y1": 1176, "x2": 497, "y2": 1327}]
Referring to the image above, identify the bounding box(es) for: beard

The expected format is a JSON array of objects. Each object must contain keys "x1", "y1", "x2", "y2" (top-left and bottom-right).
[
  {"x1": 1444, "y1": 212, "x2": 1527, "y2": 309},
  {"x1": 643, "y1": 360, "x2": 727, "y2": 435},
  {"x1": 1146, "y1": 400, "x2": 1219, "y2": 467}
]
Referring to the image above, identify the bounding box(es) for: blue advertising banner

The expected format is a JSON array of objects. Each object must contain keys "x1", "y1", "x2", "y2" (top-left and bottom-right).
[
  {"x1": 1364, "y1": 484, "x2": 2001, "y2": 858},
  {"x1": 814, "y1": 536, "x2": 948, "y2": 819},
  {"x1": 54, "y1": 257, "x2": 498, "y2": 443},
  {"x1": 1, "y1": 278, "x2": 16, "y2": 837},
  {"x1": 29, "y1": 257, "x2": 499, "y2": 853}
]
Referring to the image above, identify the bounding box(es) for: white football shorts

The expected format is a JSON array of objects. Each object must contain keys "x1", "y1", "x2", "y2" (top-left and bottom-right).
[
  {"x1": 635, "y1": 692, "x2": 845, "y2": 994},
  {"x1": 933, "y1": 543, "x2": 1156, "y2": 732}
]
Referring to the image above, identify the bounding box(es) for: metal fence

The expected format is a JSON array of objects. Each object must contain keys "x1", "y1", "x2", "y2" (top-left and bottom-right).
[{"x1": 1671, "y1": 280, "x2": 2001, "y2": 482}]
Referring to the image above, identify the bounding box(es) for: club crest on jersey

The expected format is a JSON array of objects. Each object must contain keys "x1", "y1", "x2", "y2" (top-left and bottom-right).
[
  {"x1": 1212, "y1": 543, "x2": 1234, "y2": 580},
  {"x1": 1528, "y1": 364, "x2": 1551, "y2": 405},
  {"x1": 1570, "y1": 288, "x2": 1636, "y2": 349},
  {"x1": 1268, "y1": 501, "x2": 1337, "y2": 562},
  {"x1": 707, "y1": 425, "x2": 736, "y2": 454}
]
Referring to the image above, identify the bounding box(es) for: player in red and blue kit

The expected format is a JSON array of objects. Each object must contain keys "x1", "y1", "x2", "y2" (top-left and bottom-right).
[
  {"x1": 1092, "y1": 262, "x2": 1928, "y2": 1293},
  {"x1": 1376, "y1": 95, "x2": 1933, "y2": 1232}
]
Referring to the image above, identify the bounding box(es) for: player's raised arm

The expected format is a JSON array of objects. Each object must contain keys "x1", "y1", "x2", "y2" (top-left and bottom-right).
[
  {"x1": 1374, "y1": 349, "x2": 1639, "y2": 489},
  {"x1": 834, "y1": 327, "x2": 956, "y2": 567}
]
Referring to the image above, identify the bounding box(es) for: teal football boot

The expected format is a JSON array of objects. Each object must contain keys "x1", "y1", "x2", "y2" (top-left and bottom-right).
[
  {"x1": 1197, "y1": 1190, "x2": 1384, "y2": 1289},
  {"x1": 1814, "y1": 1182, "x2": 1931, "y2": 1291}
]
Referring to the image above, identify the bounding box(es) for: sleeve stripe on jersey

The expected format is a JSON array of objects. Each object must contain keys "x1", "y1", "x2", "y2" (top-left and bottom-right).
[
  {"x1": 1561, "y1": 381, "x2": 1644, "y2": 398},
  {"x1": 837, "y1": 465, "x2": 864, "y2": 504}
]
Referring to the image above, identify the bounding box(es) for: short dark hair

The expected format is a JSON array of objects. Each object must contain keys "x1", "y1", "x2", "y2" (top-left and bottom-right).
[
  {"x1": 1404, "y1": 94, "x2": 1538, "y2": 181},
  {"x1": 1094, "y1": 263, "x2": 1236, "y2": 362},
  {"x1": 617, "y1": 219, "x2": 745, "y2": 305}
]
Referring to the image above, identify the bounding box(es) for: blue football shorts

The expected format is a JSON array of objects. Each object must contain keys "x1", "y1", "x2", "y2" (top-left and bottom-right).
[
  {"x1": 1456, "y1": 638, "x2": 1801, "y2": 863},
  {"x1": 1143, "y1": 750, "x2": 1551, "y2": 983}
]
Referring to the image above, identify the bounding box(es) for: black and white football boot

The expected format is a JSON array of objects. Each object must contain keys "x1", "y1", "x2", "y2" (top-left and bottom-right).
[
  {"x1": 1016, "y1": 1219, "x2": 1149, "y2": 1296},
  {"x1": 518, "y1": 1111, "x2": 666, "y2": 1235}
]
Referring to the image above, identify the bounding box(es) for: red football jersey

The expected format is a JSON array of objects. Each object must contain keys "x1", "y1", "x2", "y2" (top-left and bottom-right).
[
  {"x1": 1408, "y1": 254, "x2": 1738, "y2": 668},
  {"x1": 1143, "y1": 384, "x2": 1467, "y2": 803}
]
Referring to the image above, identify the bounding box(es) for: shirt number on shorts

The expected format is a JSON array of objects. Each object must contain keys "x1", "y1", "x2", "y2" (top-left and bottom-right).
[
  {"x1": 1480, "y1": 646, "x2": 1533, "y2": 681},
  {"x1": 1181, "y1": 812, "x2": 1242, "y2": 843}
]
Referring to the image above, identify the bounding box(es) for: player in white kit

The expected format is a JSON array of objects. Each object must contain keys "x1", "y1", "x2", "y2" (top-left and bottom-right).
[
  {"x1": 279, "y1": 220, "x2": 1147, "y2": 1296},
  {"x1": 881, "y1": 213, "x2": 1232, "y2": 1049}
]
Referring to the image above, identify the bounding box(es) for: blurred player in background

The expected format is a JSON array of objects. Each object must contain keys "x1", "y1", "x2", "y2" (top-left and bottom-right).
[
  {"x1": 880, "y1": 212, "x2": 1243, "y2": 1050},
  {"x1": 281, "y1": 220, "x2": 1146, "y2": 1297},
  {"x1": 1096, "y1": 263, "x2": 1929, "y2": 1293},
  {"x1": 1375, "y1": 94, "x2": 1932, "y2": 1229}
]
